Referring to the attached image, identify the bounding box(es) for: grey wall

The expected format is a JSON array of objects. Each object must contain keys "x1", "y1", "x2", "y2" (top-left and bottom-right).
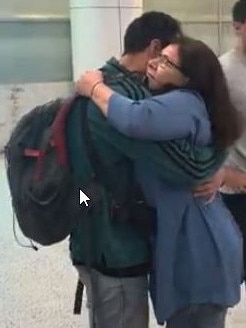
[
  {"x1": 0, "y1": 1, "x2": 72, "y2": 151},
  {"x1": 0, "y1": 0, "x2": 71, "y2": 84},
  {"x1": 0, "y1": 0, "x2": 69, "y2": 15},
  {"x1": 0, "y1": 0, "x2": 238, "y2": 84},
  {"x1": 144, "y1": 0, "x2": 237, "y2": 55}
]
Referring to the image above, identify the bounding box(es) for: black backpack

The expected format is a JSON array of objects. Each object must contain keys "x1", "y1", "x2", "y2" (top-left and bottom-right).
[
  {"x1": 4, "y1": 96, "x2": 102, "y2": 247},
  {"x1": 4, "y1": 69, "x2": 153, "y2": 251}
]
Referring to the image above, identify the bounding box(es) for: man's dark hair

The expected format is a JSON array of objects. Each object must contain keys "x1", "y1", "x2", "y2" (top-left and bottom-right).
[
  {"x1": 233, "y1": 0, "x2": 246, "y2": 22},
  {"x1": 123, "y1": 11, "x2": 181, "y2": 54}
]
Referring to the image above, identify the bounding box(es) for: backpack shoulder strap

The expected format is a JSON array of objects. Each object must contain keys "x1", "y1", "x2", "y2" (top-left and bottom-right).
[{"x1": 69, "y1": 96, "x2": 110, "y2": 184}]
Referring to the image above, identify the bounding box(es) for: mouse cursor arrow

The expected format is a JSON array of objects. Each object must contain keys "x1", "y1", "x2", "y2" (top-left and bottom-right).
[{"x1": 80, "y1": 190, "x2": 90, "y2": 207}]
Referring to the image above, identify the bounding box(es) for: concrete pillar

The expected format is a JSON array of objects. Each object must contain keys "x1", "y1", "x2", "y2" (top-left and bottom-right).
[{"x1": 69, "y1": 0, "x2": 143, "y2": 80}]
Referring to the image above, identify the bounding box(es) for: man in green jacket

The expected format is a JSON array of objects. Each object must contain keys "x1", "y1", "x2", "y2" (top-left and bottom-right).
[{"x1": 68, "y1": 11, "x2": 225, "y2": 328}]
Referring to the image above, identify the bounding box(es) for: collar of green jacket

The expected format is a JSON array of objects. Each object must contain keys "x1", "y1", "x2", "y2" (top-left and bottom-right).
[
  {"x1": 68, "y1": 59, "x2": 152, "y2": 270},
  {"x1": 103, "y1": 57, "x2": 147, "y2": 85}
]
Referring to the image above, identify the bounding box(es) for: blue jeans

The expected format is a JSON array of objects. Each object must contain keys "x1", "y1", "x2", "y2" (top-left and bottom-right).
[{"x1": 166, "y1": 304, "x2": 227, "y2": 328}]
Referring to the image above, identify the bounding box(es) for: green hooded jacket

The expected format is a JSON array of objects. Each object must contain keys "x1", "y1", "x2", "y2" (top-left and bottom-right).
[{"x1": 68, "y1": 58, "x2": 226, "y2": 272}]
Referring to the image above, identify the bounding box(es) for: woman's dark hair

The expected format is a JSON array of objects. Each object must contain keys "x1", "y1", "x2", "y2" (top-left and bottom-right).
[{"x1": 173, "y1": 36, "x2": 242, "y2": 149}]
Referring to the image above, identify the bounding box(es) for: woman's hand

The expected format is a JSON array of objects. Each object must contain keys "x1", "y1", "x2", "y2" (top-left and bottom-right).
[
  {"x1": 76, "y1": 69, "x2": 114, "y2": 116},
  {"x1": 76, "y1": 70, "x2": 104, "y2": 97}
]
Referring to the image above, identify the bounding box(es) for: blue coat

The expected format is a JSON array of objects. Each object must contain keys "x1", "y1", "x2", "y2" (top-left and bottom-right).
[{"x1": 107, "y1": 89, "x2": 242, "y2": 324}]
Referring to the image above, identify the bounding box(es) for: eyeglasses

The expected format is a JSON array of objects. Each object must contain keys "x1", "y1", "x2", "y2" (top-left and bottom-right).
[{"x1": 158, "y1": 54, "x2": 183, "y2": 73}]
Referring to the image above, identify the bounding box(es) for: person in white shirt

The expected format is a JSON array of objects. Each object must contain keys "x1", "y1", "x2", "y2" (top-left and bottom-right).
[
  {"x1": 195, "y1": 0, "x2": 246, "y2": 282},
  {"x1": 219, "y1": 0, "x2": 246, "y2": 283}
]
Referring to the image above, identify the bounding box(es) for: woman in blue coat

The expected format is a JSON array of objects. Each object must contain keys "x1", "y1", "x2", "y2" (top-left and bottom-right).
[{"x1": 76, "y1": 37, "x2": 243, "y2": 328}]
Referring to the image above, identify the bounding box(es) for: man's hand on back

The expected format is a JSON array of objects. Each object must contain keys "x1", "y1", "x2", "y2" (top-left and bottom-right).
[
  {"x1": 193, "y1": 167, "x2": 246, "y2": 203},
  {"x1": 193, "y1": 168, "x2": 225, "y2": 203}
]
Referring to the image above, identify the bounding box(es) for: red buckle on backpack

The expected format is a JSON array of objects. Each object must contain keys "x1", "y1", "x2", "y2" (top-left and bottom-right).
[
  {"x1": 24, "y1": 148, "x2": 45, "y2": 181},
  {"x1": 24, "y1": 149, "x2": 42, "y2": 157}
]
